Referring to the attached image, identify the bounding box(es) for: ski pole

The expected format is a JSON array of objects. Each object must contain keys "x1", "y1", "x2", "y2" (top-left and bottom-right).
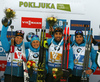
[
  {"x1": 61, "y1": 21, "x2": 66, "y2": 69},
  {"x1": 81, "y1": 28, "x2": 92, "y2": 82},
  {"x1": 37, "y1": 27, "x2": 46, "y2": 82},
  {"x1": 36, "y1": 29, "x2": 40, "y2": 35},
  {"x1": 66, "y1": 27, "x2": 70, "y2": 69},
  {"x1": 22, "y1": 41, "x2": 29, "y2": 82},
  {"x1": 84, "y1": 25, "x2": 89, "y2": 39},
  {"x1": 10, "y1": 25, "x2": 14, "y2": 82}
]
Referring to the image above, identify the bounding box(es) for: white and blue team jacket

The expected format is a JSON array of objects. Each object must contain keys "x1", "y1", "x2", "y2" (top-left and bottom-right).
[
  {"x1": 46, "y1": 37, "x2": 74, "y2": 74},
  {"x1": 71, "y1": 38, "x2": 97, "y2": 77},
  {"x1": 1, "y1": 25, "x2": 29, "y2": 77},
  {"x1": 27, "y1": 45, "x2": 40, "y2": 82}
]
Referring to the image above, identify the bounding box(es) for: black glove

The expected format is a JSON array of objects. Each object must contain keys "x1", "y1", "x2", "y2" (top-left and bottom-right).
[
  {"x1": 2, "y1": 17, "x2": 12, "y2": 27},
  {"x1": 92, "y1": 37, "x2": 98, "y2": 45},
  {"x1": 62, "y1": 69, "x2": 72, "y2": 78}
]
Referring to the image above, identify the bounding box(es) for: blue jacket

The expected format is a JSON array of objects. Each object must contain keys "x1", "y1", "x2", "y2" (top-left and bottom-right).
[
  {"x1": 1, "y1": 25, "x2": 30, "y2": 77},
  {"x1": 71, "y1": 37, "x2": 97, "y2": 77},
  {"x1": 46, "y1": 37, "x2": 74, "y2": 74}
]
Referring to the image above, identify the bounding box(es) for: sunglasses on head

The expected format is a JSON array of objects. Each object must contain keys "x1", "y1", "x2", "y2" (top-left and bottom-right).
[
  {"x1": 17, "y1": 30, "x2": 24, "y2": 34},
  {"x1": 31, "y1": 35, "x2": 39, "y2": 38},
  {"x1": 16, "y1": 33, "x2": 23, "y2": 35},
  {"x1": 75, "y1": 30, "x2": 83, "y2": 34},
  {"x1": 55, "y1": 27, "x2": 62, "y2": 31}
]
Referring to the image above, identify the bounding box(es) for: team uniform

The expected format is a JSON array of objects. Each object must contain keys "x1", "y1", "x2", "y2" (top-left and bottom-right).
[
  {"x1": 27, "y1": 35, "x2": 40, "y2": 82},
  {"x1": 46, "y1": 38, "x2": 73, "y2": 73},
  {"x1": 68, "y1": 30, "x2": 97, "y2": 82},
  {"x1": 45, "y1": 27, "x2": 74, "y2": 82},
  {"x1": 1, "y1": 25, "x2": 29, "y2": 82}
]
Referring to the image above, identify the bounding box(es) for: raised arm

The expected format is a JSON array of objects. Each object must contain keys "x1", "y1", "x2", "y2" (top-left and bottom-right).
[{"x1": 1, "y1": 25, "x2": 11, "y2": 52}]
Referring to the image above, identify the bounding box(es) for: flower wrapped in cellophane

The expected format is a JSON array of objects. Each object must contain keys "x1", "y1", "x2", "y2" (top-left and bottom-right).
[
  {"x1": 4, "y1": 8, "x2": 16, "y2": 19},
  {"x1": 47, "y1": 17, "x2": 57, "y2": 35},
  {"x1": 2, "y1": 8, "x2": 16, "y2": 27},
  {"x1": 27, "y1": 60, "x2": 36, "y2": 77},
  {"x1": 52, "y1": 68, "x2": 63, "y2": 82}
]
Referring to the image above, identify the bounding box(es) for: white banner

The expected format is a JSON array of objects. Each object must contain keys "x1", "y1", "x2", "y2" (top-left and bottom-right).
[{"x1": 1, "y1": 0, "x2": 85, "y2": 15}]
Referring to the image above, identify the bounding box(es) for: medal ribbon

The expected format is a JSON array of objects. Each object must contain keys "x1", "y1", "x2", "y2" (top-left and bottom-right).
[
  {"x1": 73, "y1": 45, "x2": 85, "y2": 61},
  {"x1": 51, "y1": 38, "x2": 64, "y2": 60}
]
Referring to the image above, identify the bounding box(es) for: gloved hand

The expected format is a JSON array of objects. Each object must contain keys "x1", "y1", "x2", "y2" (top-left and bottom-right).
[
  {"x1": 62, "y1": 69, "x2": 72, "y2": 78},
  {"x1": 92, "y1": 37, "x2": 98, "y2": 45},
  {"x1": 2, "y1": 17, "x2": 12, "y2": 27},
  {"x1": 24, "y1": 69, "x2": 28, "y2": 73}
]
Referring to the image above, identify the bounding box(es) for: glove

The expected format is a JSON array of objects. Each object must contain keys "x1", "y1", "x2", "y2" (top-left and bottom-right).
[
  {"x1": 24, "y1": 69, "x2": 28, "y2": 73},
  {"x1": 62, "y1": 69, "x2": 72, "y2": 78},
  {"x1": 2, "y1": 17, "x2": 12, "y2": 27},
  {"x1": 92, "y1": 37, "x2": 98, "y2": 45},
  {"x1": 21, "y1": 55, "x2": 27, "y2": 62}
]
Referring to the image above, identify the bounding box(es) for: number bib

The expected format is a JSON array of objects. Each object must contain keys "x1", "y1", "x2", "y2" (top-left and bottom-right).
[
  {"x1": 6, "y1": 46, "x2": 23, "y2": 67},
  {"x1": 28, "y1": 49, "x2": 39, "y2": 71},
  {"x1": 72, "y1": 45, "x2": 85, "y2": 70},
  {"x1": 48, "y1": 43, "x2": 63, "y2": 67}
]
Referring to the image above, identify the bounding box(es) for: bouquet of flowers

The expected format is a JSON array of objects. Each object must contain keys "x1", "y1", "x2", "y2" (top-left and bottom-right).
[
  {"x1": 4, "y1": 8, "x2": 16, "y2": 19},
  {"x1": 52, "y1": 68, "x2": 63, "y2": 82},
  {"x1": 27, "y1": 60, "x2": 36, "y2": 77},
  {"x1": 47, "y1": 17, "x2": 57, "y2": 35},
  {"x1": 2, "y1": 8, "x2": 16, "y2": 27}
]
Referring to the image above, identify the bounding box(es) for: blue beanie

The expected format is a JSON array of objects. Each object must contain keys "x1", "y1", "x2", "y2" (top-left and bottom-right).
[{"x1": 31, "y1": 36, "x2": 40, "y2": 43}]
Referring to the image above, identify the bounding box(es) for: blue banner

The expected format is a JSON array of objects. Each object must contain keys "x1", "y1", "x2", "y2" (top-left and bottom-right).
[
  {"x1": 94, "y1": 36, "x2": 100, "y2": 40},
  {"x1": 46, "y1": 19, "x2": 67, "y2": 30},
  {"x1": 0, "y1": 31, "x2": 15, "y2": 41},
  {"x1": 0, "y1": 31, "x2": 15, "y2": 56},
  {"x1": 70, "y1": 20, "x2": 90, "y2": 31}
]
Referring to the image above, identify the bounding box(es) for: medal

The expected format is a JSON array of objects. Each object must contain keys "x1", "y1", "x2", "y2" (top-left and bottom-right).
[
  {"x1": 17, "y1": 61, "x2": 22, "y2": 66},
  {"x1": 51, "y1": 59, "x2": 55, "y2": 63},
  {"x1": 74, "y1": 59, "x2": 78, "y2": 64}
]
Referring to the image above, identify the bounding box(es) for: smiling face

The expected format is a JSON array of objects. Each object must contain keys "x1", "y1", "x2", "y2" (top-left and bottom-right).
[
  {"x1": 75, "y1": 35, "x2": 83, "y2": 44},
  {"x1": 31, "y1": 40, "x2": 40, "y2": 49},
  {"x1": 54, "y1": 32, "x2": 63, "y2": 42},
  {"x1": 14, "y1": 36, "x2": 23, "y2": 44}
]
